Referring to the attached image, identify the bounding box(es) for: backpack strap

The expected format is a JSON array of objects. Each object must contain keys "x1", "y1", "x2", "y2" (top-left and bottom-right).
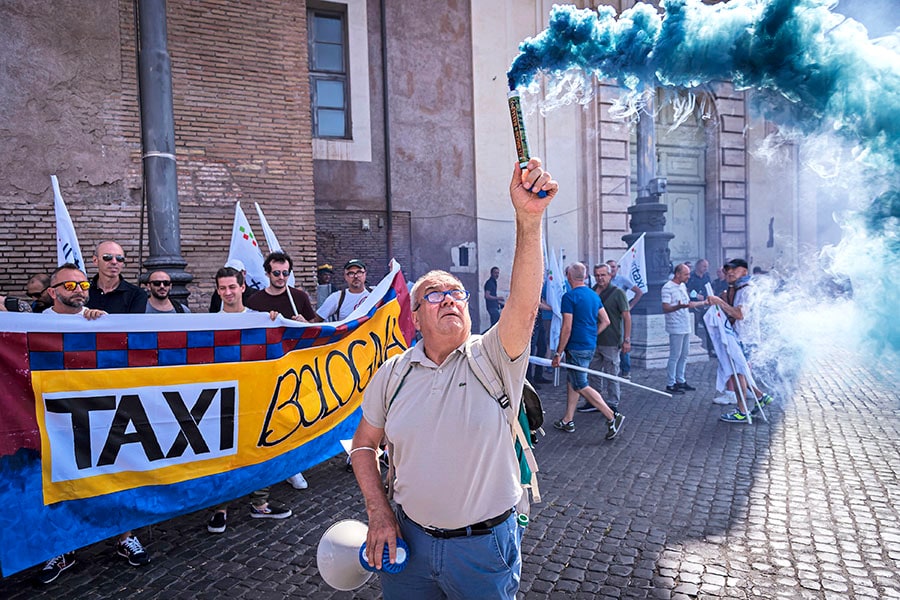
[
  {"x1": 331, "y1": 289, "x2": 347, "y2": 322},
  {"x1": 465, "y1": 338, "x2": 541, "y2": 504},
  {"x1": 172, "y1": 300, "x2": 185, "y2": 314},
  {"x1": 381, "y1": 350, "x2": 416, "y2": 501}
]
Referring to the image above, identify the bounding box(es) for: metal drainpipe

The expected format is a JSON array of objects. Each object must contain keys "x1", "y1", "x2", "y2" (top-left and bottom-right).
[
  {"x1": 380, "y1": 0, "x2": 394, "y2": 265},
  {"x1": 135, "y1": 0, "x2": 192, "y2": 299}
]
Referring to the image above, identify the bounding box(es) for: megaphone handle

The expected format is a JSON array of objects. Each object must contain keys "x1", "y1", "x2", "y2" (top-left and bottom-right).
[{"x1": 359, "y1": 538, "x2": 409, "y2": 574}]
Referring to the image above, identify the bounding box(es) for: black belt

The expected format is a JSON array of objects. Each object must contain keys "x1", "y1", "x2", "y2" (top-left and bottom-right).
[{"x1": 411, "y1": 508, "x2": 513, "y2": 539}]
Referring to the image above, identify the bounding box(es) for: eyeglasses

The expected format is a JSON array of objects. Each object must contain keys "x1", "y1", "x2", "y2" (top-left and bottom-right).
[
  {"x1": 416, "y1": 289, "x2": 469, "y2": 309},
  {"x1": 346, "y1": 270, "x2": 365, "y2": 277},
  {"x1": 149, "y1": 280, "x2": 172, "y2": 287},
  {"x1": 101, "y1": 254, "x2": 126, "y2": 263},
  {"x1": 27, "y1": 288, "x2": 48, "y2": 299},
  {"x1": 52, "y1": 280, "x2": 91, "y2": 292},
  {"x1": 270, "y1": 269, "x2": 291, "y2": 277}
]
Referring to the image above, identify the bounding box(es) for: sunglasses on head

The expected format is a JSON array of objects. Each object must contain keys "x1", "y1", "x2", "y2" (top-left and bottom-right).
[
  {"x1": 52, "y1": 280, "x2": 91, "y2": 292},
  {"x1": 149, "y1": 280, "x2": 172, "y2": 287},
  {"x1": 270, "y1": 269, "x2": 291, "y2": 277},
  {"x1": 101, "y1": 254, "x2": 126, "y2": 263}
]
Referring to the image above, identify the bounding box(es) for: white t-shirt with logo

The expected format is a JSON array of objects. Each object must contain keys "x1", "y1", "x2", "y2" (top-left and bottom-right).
[
  {"x1": 661, "y1": 280, "x2": 691, "y2": 334},
  {"x1": 316, "y1": 289, "x2": 370, "y2": 321}
]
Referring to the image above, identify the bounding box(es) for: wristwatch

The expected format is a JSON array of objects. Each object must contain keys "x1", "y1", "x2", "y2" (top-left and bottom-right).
[{"x1": 624, "y1": 338, "x2": 631, "y2": 342}]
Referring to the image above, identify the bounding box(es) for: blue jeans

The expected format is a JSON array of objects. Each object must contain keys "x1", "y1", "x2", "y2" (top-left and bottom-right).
[
  {"x1": 564, "y1": 349, "x2": 594, "y2": 391},
  {"x1": 380, "y1": 506, "x2": 523, "y2": 600},
  {"x1": 666, "y1": 333, "x2": 690, "y2": 386}
]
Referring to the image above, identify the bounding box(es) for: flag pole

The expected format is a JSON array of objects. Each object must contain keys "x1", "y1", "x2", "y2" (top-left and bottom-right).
[{"x1": 529, "y1": 356, "x2": 672, "y2": 398}]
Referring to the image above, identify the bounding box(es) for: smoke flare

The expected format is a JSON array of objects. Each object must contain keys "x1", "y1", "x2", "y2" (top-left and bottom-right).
[{"x1": 507, "y1": 0, "x2": 899, "y2": 357}]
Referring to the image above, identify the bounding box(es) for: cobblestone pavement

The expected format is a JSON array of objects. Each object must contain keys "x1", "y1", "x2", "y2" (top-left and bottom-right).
[{"x1": 2, "y1": 350, "x2": 898, "y2": 599}]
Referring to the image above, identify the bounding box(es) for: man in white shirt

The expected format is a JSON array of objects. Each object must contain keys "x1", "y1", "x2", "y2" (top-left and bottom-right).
[
  {"x1": 314, "y1": 259, "x2": 371, "y2": 322},
  {"x1": 206, "y1": 266, "x2": 294, "y2": 534},
  {"x1": 661, "y1": 263, "x2": 704, "y2": 394}
]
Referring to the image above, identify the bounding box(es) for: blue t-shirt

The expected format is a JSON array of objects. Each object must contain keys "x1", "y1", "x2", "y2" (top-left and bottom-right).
[{"x1": 561, "y1": 285, "x2": 603, "y2": 352}]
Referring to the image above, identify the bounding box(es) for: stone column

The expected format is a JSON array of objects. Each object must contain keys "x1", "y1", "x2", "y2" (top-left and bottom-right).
[{"x1": 623, "y1": 92, "x2": 674, "y2": 368}]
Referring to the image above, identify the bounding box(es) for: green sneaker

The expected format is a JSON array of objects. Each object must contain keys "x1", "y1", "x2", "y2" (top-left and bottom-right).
[
  {"x1": 553, "y1": 419, "x2": 575, "y2": 433},
  {"x1": 605, "y1": 413, "x2": 625, "y2": 440},
  {"x1": 750, "y1": 393, "x2": 774, "y2": 416},
  {"x1": 720, "y1": 409, "x2": 749, "y2": 424}
]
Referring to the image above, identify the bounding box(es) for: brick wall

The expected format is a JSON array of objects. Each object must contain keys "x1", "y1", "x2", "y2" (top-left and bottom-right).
[
  {"x1": 0, "y1": 0, "x2": 317, "y2": 312},
  {"x1": 315, "y1": 209, "x2": 413, "y2": 286}
]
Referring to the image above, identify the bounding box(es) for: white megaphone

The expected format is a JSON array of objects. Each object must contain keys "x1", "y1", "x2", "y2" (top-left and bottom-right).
[{"x1": 317, "y1": 519, "x2": 409, "y2": 591}]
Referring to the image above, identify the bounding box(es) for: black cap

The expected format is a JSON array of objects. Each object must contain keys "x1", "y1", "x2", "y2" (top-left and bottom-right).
[
  {"x1": 344, "y1": 259, "x2": 366, "y2": 271},
  {"x1": 317, "y1": 263, "x2": 334, "y2": 273},
  {"x1": 724, "y1": 258, "x2": 748, "y2": 270}
]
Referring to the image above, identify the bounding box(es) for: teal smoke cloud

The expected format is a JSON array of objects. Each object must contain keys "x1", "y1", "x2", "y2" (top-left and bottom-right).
[
  {"x1": 508, "y1": 0, "x2": 898, "y2": 165},
  {"x1": 508, "y1": 0, "x2": 899, "y2": 351}
]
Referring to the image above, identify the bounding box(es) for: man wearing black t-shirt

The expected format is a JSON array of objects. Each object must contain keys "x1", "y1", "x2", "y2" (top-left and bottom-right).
[{"x1": 86, "y1": 240, "x2": 147, "y2": 314}]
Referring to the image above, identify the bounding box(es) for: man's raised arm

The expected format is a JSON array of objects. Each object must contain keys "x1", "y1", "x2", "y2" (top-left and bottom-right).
[{"x1": 498, "y1": 157, "x2": 557, "y2": 359}]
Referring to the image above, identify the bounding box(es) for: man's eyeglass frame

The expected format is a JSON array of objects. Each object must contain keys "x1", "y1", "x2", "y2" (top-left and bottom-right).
[
  {"x1": 52, "y1": 281, "x2": 91, "y2": 292},
  {"x1": 413, "y1": 289, "x2": 469, "y2": 310}
]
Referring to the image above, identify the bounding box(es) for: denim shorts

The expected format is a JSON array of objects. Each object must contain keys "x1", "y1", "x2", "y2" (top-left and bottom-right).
[{"x1": 565, "y1": 349, "x2": 594, "y2": 391}]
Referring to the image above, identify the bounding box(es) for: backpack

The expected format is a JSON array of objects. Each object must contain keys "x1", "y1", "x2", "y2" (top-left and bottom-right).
[
  {"x1": 171, "y1": 299, "x2": 186, "y2": 314},
  {"x1": 383, "y1": 336, "x2": 543, "y2": 515}
]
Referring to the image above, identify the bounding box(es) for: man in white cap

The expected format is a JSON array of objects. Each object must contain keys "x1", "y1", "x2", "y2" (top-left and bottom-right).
[{"x1": 208, "y1": 259, "x2": 256, "y2": 312}]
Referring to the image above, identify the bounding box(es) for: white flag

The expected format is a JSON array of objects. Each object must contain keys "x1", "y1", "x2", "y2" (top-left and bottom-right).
[
  {"x1": 254, "y1": 202, "x2": 295, "y2": 287},
  {"x1": 227, "y1": 202, "x2": 267, "y2": 291},
  {"x1": 51, "y1": 175, "x2": 85, "y2": 271},
  {"x1": 703, "y1": 283, "x2": 757, "y2": 393},
  {"x1": 618, "y1": 232, "x2": 648, "y2": 301},
  {"x1": 546, "y1": 246, "x2": 566, "y2": 353}
]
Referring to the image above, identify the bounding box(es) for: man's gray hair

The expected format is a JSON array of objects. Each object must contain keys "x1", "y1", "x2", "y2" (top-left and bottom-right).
[{"x1": 567, "y1": 262, "x2": 586, "y2": 281}]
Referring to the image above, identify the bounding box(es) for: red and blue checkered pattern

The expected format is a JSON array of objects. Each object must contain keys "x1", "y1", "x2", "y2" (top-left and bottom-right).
[{"x1": 27, "y1": 316, "x2": 374, "y2": 371}]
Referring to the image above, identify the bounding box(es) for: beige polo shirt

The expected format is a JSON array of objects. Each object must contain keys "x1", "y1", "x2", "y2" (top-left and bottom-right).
[{"x1": 362, "y1": 326, "x2": 528, "y2": 530}]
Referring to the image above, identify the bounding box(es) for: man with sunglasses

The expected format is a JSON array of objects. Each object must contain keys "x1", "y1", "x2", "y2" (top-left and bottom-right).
[
  {"x1": 87, "y1": 241, "x2": 147, "y2": 314},
  {"x1": 0, "y1": 273, "x2": 53, "y2": 313},
  {"x1": 246, "y1": 251, "x2": 316, "y2": 321},
  {"x1": 350, "y1": 158, "x2": 556, "y2": 600},
  {"x1": 44, "y1": 264, "x2": 106, "y2": 319},
  {"x1": 38, "y1": 263, "x2": 151, "y2": 584},
  {"x1": 145, "y1": 270, "x2": 190, "y2": 313},
  {"x1": 314, "y1": 259, "x2": 371, "y2": 322}
]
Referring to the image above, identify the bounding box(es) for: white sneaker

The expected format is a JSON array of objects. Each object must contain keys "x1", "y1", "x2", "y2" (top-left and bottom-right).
[
  {"x1": 712, "y1": 391, "x2": 736, "y2": 405},
  {"x1": 286, "y1": 472, "x2": 308, "y2": 490}
]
